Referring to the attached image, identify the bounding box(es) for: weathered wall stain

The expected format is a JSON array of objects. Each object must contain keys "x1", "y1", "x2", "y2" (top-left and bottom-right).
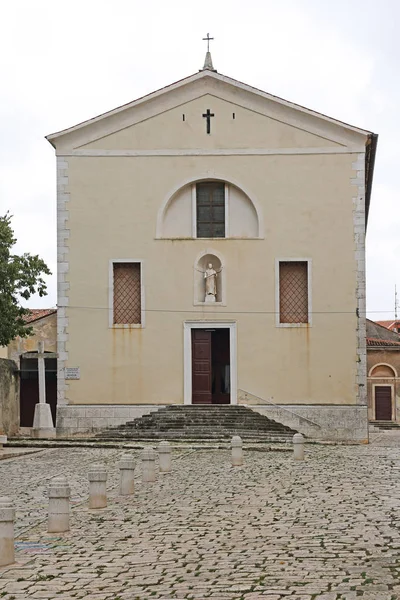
[{"x1": 0, "y1": 359, "x2": 19, "y2": 435}]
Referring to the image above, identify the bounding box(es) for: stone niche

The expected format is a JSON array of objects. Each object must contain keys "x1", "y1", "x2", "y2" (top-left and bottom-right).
[{"x1": 194, "y1": 253, "x2": 225, "y2": 304}]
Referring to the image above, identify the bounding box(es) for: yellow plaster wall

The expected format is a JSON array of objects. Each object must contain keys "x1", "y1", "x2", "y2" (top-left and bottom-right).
[{"x1": 64, "y1": 150, "x2": 359, "y2": 406}]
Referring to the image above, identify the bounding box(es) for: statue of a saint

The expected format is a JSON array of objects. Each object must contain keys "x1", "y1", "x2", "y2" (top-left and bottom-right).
[{"x1": 204, "y1": 263, "x2": 217, "y2": 302}]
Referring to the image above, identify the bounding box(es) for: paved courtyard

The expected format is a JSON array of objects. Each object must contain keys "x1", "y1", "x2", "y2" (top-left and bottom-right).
[{"x1": 0, "y1": 437, "x2": 400, "y2": 599}]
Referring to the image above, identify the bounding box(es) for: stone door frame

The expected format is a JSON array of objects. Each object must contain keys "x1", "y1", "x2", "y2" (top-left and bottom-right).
[{"x1": 183, "y1": 321, "x2": 237, "y2": 405}]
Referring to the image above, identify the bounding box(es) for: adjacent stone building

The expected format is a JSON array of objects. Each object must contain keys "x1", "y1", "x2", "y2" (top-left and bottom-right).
[
  {"x1": 46, "y1": 51, "x2": 378, "y2": 441},
  {"x1": 367, "y1": 319, "x2": 400, "y2": 423},
  {"x1": 1, "y1": 309, "x2": 57, "y2": 431}
]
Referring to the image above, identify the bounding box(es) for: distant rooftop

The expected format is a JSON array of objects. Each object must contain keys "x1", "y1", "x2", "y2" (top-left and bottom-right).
[
  {"x1": 23, "y1": 309, "x2": 57, "y2": 324},
  {"x1": 375, "y1": 320, "x2": 400, "y2": 331}
]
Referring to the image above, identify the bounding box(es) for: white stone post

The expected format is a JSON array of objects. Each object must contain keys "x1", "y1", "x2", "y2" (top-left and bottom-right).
[
  {"x1": 48, "y1": 476, "x2": 70, "y2": 533},
  {"x1": 293, "y1": 433, "x2": 305, "y2": 461},
  {"x1": 119, "y1": 454, "x2": 135, "y2": 495},
  {"x1": 158, "y1": 441, "x2": 172, "y2": 473},
  {"x1": 0, "y1": 497, "x2": 15, "y2": 567},
  {"x1": 141, "y1": 447, "x2": 156, "y2": 482},
  {"x1": 88, "y1": 464, "x2": 107, "y2": 509},
  {"x1": 0, "y1": 435, "x2": 7, "y2": 449},
  {"x1": 231, "y1": 435, "x2": 243, "y2": 467},
  {"x1": 32, "y1": 341, "x2": 56, "y2": 439}
]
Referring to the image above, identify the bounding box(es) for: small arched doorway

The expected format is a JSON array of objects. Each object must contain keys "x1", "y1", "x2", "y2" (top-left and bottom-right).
[
  {"x1": 20, "y1": 353, "x2": 57, "y2": 427},
  {"x1": 370, "y1": 364, "x2": 396, "y2": 421}
]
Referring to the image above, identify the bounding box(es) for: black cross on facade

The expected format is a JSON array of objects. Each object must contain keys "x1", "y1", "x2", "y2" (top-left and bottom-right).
[
  {"x1": 202, "y1": 33, "x2": 214, "y2": 52},
  {"x1": 202, "y1": 109, "x2": 214, "y2": 134}
]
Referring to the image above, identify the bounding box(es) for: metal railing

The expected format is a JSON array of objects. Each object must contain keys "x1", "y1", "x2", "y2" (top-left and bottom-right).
[{"x1": 239, "y1": 389, "x2": 322, "y2": 429}]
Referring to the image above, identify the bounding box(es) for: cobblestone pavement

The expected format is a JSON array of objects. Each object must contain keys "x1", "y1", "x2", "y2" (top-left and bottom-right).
[{"x1": 0, "y1": 441, "x2": 400, "y2": 600}]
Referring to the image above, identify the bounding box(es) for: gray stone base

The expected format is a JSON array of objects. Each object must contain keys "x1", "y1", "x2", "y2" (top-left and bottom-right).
[
  {"x1": 56, "y1": 405, "x2": 165, "y2": 436},
  {"x1": 33, "y1": 403, "x2": 56, "y2": 439},
  {"x1": 247, "y1": 404, "x2": 368, "y2": 443},
  {"x1": 56, "y1": 403, "x2": 369, "y2": 442}
]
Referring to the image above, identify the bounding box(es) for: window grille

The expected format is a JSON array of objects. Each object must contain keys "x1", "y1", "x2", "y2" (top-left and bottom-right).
[
  {"x1": 113, "y1": 263, "x2": 141, "y2": 324},
  {"x1": 279, "y1": 261, "x2": 309, "y2": 323},
  {"x1": 196, "y1": 182, "x2": 225, "y2": 238}
]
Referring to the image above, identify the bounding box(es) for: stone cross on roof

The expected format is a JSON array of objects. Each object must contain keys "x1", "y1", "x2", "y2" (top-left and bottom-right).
[{"x1": 201, "y1": 33, "x2": 216, "y2": 72}]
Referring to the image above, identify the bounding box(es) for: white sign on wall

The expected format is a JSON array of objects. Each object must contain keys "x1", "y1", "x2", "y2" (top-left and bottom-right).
[{"x1": 65, "y1": 367, "x2": 80, "y2": 380}]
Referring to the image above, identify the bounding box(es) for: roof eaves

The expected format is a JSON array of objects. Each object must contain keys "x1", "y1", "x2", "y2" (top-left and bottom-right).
[
  {"x1": 367, "y1": 338, "x2": 400, "y2": 347},
  {"x1": 45, "y1": 71, "x2": 204, "y2": 144},
  {"x1": 365, "y1": 133, "x2": 378, "y2": 229},
  {"x1": 23, "y1": 309, "x2": 57, "y2": 324},
  {"x1": 46, "y1": 69, "x2": 374, "y2": 145}
]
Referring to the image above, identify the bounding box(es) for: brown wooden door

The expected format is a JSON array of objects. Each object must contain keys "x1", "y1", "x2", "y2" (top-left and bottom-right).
[
  {"x1": 192, "y1": 329, "x2": 212, "y2": 404},
  {"x1": 20, "y1": 358, "x2": 57, "y2": 427},
  {"x1": 375, "y1": 386, "x2": 392, "y2": 420},
  {"x1": 20, "y1": 377, "x2": 39, "y2": 427},
  {"x1": 211, "y1": 329, "x2": 230, "y2": 404}
]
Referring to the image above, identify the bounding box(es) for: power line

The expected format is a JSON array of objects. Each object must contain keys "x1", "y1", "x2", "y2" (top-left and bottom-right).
[{"x1": 56, "y1": 304, "x2": 397, "y2": 316}]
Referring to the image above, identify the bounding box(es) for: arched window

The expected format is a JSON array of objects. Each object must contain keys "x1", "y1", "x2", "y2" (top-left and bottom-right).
[{"x1": 157, "y1": 178, "x2": 261, "y2": 239}]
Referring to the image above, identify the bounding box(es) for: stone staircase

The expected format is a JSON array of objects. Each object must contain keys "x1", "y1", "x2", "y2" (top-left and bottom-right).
[
  {"x1": 98, "y1": 405, "x2": 298, "y2": 442},
  {"x1": 369, "y1": 420, "x2": 400, "y2": 432}
]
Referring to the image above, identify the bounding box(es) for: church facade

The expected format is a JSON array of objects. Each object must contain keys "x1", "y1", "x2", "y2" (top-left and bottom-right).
[{"x1": 47, "y1": 55, "x2": 377, "y2": 441}]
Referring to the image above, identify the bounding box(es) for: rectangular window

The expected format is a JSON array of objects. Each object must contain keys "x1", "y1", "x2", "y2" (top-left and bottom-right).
[
  {"x1": 113, "y1": 262, "x2": 141, "y2": 325},
  {"x1": 196, "y1": 182, "x2": 225, "y2": 238},
  {"x1": 279, "y1": 261, "x2": 309, "y2": 324}
]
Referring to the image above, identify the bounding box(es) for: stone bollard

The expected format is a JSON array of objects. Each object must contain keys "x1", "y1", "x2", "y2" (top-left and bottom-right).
[
  {"x1": 293, "y1": 433, "x2": 305, "y2": 461},
  {"x1": 48, "y1": 476, "x2": 70, "y2": 533},
  {"x1": 231, "y1": 435, "x2": 243, "y2": 467},
  {"x1": 158, "y1": 441, "x2": 172, "y2": 473},
  {"x1": 141, "y1": 447, "x2": 156, "y2": 482},
  {"x1": 88, "y1": 464, "x2": 107, "y2": 509},
  {"x1": 0, "y1": 497, "x2": 15, "y2": 567},
  {"x1": 0, "y1": 435, "x2": 7, "y2": 449},
  {"x1": 119, "y1": 454, "x2": 135, "y2": 495}
]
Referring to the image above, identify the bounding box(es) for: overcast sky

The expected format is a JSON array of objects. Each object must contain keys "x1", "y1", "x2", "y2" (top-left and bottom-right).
[{"x1": 0, "y1": 0, "x2": 398, "y2": 319}]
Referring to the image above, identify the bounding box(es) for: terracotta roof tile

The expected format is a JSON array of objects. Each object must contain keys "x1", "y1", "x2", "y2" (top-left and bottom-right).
[
  {"x1": 367, "y1": 337, "x2": 400, "y2": 347},
  {"x1": 23, "y1": 309, "x2": 57, "y2": 324},
  {"x1": 375, "y1": 320, "x2": 400, "y2": 331}
]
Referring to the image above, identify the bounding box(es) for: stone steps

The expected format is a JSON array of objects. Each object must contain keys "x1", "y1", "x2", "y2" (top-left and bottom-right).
[
  {"x1": 97, "y1": 405, "x2": 298, "y2": 442},
  {"x1": 369, "y1": 420, "x2": 400, "y2": 431},
  {"x1": 125, "y1": 420, "x2": 289, "y2": 429}
]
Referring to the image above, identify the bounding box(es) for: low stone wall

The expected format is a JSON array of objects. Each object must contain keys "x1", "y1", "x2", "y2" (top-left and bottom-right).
[
  {"x1": 0, "y1": 359, "x2": 19, "y2": 436},
  {"x1": 238, "y1": 390, "x2": 368, "y2": 442},
  {"x1": 56, "y1": 405, "x2": 164, "y2": 436},
  {"x1": 248, "y1": 404, "x2": 368, "y2": 443}
]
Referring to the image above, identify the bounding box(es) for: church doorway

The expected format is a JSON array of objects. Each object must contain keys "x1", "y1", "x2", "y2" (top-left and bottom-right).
[
  {"x1": 374, "y1": 385, "x2": 393, "y2": 421},
  {"x1": 185, "y1": 322, "x2": 237, "y2": 405},
  {"x1": 20, "y1": 354, "x2": 57, "y2": 427}
]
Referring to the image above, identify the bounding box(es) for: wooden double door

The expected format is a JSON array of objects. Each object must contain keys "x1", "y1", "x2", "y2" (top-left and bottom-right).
[{"x1": 191, "y1": 328, "x2": 230, "y2": 404}]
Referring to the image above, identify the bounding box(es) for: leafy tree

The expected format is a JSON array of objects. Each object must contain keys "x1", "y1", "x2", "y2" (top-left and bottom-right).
[{"x1": 0, "y1": 212, "x2": 51, "y2": 346}]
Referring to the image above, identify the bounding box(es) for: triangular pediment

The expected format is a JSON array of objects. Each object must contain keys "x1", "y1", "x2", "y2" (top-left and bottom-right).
[
  {"x1": 47, "y1": 70, "x2": 371, "y2": 154},
  {"x1": 77, "y1": 94, "x2": 346, "y2": 152}
]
